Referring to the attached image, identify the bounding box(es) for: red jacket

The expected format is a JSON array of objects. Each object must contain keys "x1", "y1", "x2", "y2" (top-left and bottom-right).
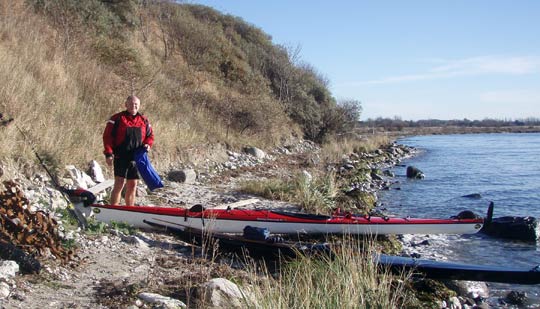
[{"x1": 103, "y1": 111, "x2": 154, "y2": 159}]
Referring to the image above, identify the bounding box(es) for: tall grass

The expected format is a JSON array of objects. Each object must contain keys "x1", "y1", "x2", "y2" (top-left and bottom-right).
[
  {"x1": 321, "y1": 135, "x2": 390, "y2": 164},
  {"x1": 245, "y1": 238, "x2": 412, "y2": 308},
  {"x1": 238, "y1": 172, "x2": 338, "y2": 214}
]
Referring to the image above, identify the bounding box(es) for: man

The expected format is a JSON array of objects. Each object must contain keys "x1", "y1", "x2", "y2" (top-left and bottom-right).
[{"x1": 103, "y1": 95, "x2": 154, "y2": 205}]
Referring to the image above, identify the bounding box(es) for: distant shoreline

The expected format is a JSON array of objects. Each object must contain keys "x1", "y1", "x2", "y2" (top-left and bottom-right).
[{"x1": 357, "y1": 125, "x2": 540, "y2": 138}]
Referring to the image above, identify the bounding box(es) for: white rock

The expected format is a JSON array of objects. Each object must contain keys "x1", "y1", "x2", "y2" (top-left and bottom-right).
[
  {"x1": 88, "y1": 160, "x2": 105, "y2": 183},
  {"x1": 448, "y1": 296, "x2": 462, "y2": 309},
  {"x1": 139, "y1": 292, "x2": 186, "y2": 308},
  {"x1": 0, "y1": 282, "x2": 11, "y2": 299},
  {"x1": 65, "y1": 165, "x2": 96, "y2": 189},
  {"x1": 0, "y1": 261, "x2": 19, "y2": 280},
  {"x1": 301, "y1": 170, "x2": 312, "y2": 183}
]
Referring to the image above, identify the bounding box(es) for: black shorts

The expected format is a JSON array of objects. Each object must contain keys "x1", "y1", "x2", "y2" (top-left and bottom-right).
[{"x1": 113, "y1": 158, "x2": 139, "y2": 180}]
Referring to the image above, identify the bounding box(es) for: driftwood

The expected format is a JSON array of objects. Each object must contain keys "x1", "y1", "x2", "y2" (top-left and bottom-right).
[{"x1": 212, "y1": 198, "x2": 260, "y2": 210}]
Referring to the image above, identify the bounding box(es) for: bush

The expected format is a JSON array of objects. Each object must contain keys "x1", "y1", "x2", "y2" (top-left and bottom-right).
[
  {"x1": 31, "y1": 0, "x2": 141, "y2": 35},
  {"x1": 315, "y1": 99, "x2": 362, "y2": 143}
]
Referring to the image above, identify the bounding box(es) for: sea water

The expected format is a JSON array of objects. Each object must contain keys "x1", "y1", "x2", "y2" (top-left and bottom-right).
[{"x1": 377, "y1": 133, "x2": 540, "y2": 307}]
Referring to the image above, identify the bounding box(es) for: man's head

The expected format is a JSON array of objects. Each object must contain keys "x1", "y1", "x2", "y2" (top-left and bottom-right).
[{"x1": 125, "y1": 95, "x2": 140, "y2": 115}]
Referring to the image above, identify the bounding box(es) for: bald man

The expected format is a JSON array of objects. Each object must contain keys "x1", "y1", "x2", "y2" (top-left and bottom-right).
[{"x1": 103, "y1": 95, "x2": 154, "y2": 205}]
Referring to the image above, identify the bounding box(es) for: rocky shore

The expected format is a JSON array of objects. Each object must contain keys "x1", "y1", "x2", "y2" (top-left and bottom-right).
[{"x1": 0, "y1": 139, "x2": 511, "y2": 308}]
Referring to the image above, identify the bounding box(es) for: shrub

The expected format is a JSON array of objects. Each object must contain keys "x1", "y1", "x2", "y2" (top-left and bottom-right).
[{"x1": 30, "y1": 0, "x2": 138, "y2": 37}]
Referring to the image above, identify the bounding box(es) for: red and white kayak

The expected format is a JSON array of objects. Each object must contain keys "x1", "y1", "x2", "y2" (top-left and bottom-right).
[{"x1": 73, "y1": 201, "x2": 483, "y2": 235}]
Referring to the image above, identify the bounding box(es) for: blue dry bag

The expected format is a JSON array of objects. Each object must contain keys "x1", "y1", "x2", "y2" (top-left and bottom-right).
[
  {"x1": 134, "y1": 148, "x2": 164, "y2": 191},
  {"x1": 243, "y1": 226, "x2": 270, "y2": 241}
]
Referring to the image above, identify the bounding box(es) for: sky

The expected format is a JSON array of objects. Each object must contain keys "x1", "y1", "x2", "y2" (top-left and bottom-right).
[{"x1": 188, "y1": 1, "x2": 540, "y2": 121}]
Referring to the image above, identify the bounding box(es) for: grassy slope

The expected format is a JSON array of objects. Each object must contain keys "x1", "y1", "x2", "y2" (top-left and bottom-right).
[{"x1": 1, "y1": 0, "x2": 356, "y2": 175}]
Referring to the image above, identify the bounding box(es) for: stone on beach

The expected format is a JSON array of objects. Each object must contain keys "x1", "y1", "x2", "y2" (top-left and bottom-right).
[
  {"x1": 138, "y1": 292, "x2": 187, "y2": 308},
  {"x1": 167, "y1": 169, "x2": 197, "y2": 183},
  {"x1": 243, "y1": 146, "x2": 266, "y2": 159},
  {"x1": 87, "y1": 160, "x2": 105, "y2": 183},
  {"x1": 199, "y1": 278, "x2": 251, "y2": 308}
]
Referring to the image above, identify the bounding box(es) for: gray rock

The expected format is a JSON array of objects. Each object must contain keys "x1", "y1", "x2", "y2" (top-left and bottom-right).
[
  {"x1": 168, "y1": 169, "x2": 197, "y2": 183},
  {"x1": 504, "y1": 290, "x2": 527, "y2": 306},
  {"x1": 199, "y1": 278, "x2": 249, "y2": 308},
  {"x1": 406, "y1": 166, "x2": 424, "y2": 179},
  {"x1": 445, "y1": 280, "x2": 489, "y2": 299},
  {"x1": 474, "y1": 303, "x2": 490, "y2": 309},
  {"x1": 343, "y1": 164, "x2": 355, "y2": 170},
  {"x1": 371, "y1": 172, "x2": 383, "y2": 181},
  {"x1": 119, "y1": 234, "x2": 150, "y2": 250},
  {"x1": 383, "y1": 170, "x2": 395, "y2": 177},
  {"x1": 243, "y1": 147, "x2": 266, "y2": 159},
  {"x1": 462, "y1": 193, "x2": 482, "y2": 199}
]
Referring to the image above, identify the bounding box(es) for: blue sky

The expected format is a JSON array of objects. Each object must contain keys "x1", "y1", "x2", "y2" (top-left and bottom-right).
[{"x1": 188, "y1": 1, "x2": 540, "y2": 120}]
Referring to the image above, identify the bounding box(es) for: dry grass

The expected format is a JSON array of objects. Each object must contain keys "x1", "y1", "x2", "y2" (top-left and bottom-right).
[
  {"x1": 320, "y1": 135, "x2": 390, "y2": 164},
  {"x1": 244, "y1": 238, "x2": 412, "y2": 309},
  {"x1": 0, "y1": 2, "x2": 117, "y2": 167},
  {"x1": 238, "y1": 172, "x2": 338, "y2": 214},
  {"x1": 0, "y1": 1, "x2": 295, "y2": 176}
]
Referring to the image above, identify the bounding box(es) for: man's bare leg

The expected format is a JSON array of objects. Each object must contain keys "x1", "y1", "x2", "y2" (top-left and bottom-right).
[
  {"x1": 110, "y1": 176, "x2": 125, "y2": 205},
  {"x1": 125, "y1": 179, "x2": 138, "y2": 206}
]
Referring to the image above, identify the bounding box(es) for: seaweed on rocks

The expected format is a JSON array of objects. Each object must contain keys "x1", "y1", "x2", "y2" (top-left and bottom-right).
[{"x1": 0, "y1": 180, "x2": 75, "y2": 267}]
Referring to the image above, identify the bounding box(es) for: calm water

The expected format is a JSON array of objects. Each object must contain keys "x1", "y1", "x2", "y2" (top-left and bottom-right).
[{"x1": 377, "y1": 133, "x2": 540, "y2": 307}]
